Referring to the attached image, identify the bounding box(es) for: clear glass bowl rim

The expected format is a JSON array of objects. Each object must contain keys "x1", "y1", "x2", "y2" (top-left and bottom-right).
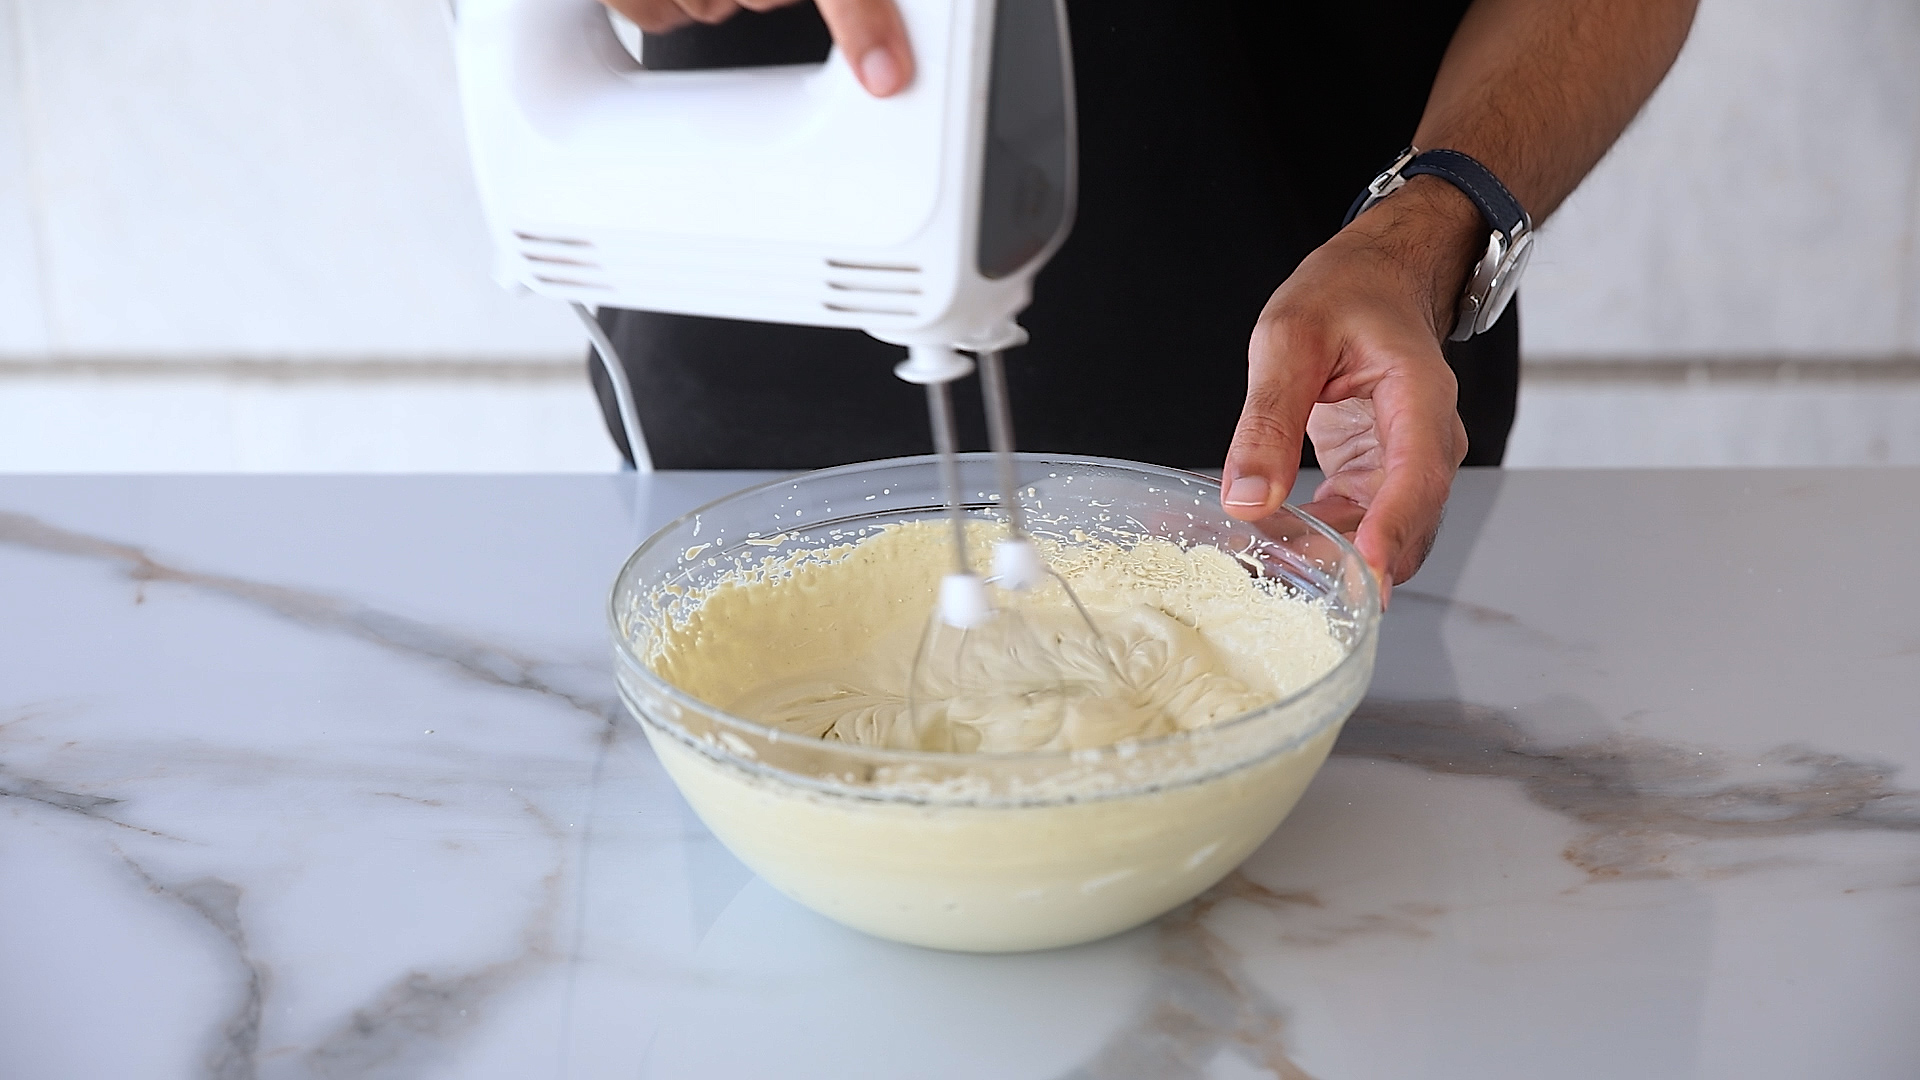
[{"x1": 607, "y1": 453, "x2": 1381, "y2": 772}]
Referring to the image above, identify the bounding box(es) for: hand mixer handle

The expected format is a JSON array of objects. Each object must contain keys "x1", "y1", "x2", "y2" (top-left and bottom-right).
[{"x1": 457, "y1": 0, "x2": 970, "y2": 249}]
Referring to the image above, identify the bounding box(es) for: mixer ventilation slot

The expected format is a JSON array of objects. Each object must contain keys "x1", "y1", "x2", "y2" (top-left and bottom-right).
[
  {"x1": 824, "y1": 301, "x2": 916, "y2": 316},
  {"x1": 823, "y1": 259, "x2": 922, "y2": 317},
  {"x1": 826, "y1": 259, "x2": 919, "y2": 272},
  {"x1": 515, "y1": 231, "x2": 594, "y2": 248},
  {"x1": 827, "y1": 281, "x2": 920, "y2": 296},
  {"x1": 524, "y1": 252, "x2": 596, "y2": 268}
]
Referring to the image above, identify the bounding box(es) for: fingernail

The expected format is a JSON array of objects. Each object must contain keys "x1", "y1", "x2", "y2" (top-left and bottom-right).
[
  {"x1": 859, "y1": 47, "x2": 903, "y2": 96},
  {"x1": 1224, "y1": 475, "x2": 1270, "y2": 507}
]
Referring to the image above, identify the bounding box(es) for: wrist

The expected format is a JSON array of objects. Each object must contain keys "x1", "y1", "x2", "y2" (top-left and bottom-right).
[{"x1": 1341, "y1": 174, "x2": 1484, "y2": 340}]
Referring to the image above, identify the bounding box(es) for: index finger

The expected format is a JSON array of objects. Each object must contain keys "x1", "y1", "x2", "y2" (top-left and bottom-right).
[{"x1": 815, "y1": 0, "x2": 914, "y2": 96}]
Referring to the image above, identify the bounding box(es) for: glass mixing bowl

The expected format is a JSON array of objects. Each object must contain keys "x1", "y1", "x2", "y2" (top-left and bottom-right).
[{"x1": 610, "y1": 454, "x2": 1379, "y2": 952}]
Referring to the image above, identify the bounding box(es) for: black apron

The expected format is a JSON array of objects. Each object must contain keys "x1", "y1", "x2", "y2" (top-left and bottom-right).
[{"x1": 588, "y1": 1, "x2": 1518, "y2": 470}]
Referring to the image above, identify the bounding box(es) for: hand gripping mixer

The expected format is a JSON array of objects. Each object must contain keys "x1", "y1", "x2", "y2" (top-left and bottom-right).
[{"x1": 456, "y1": 0, "x2": 1121, "y2": 726}]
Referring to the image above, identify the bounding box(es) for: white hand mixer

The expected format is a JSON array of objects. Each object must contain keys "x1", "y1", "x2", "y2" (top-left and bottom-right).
[{"x1": 456, "y1": 0, "x2": 1119, "y2": 716}]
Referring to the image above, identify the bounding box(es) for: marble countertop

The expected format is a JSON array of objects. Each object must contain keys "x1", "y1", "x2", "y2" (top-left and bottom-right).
[{"x1": 2, "y1": 469, "x2": 1916, "y2": 1080}]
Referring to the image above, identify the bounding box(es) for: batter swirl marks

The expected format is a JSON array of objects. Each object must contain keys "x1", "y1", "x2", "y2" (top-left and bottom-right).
[{"x1": 651, "y1": 521, "x2": 1344, "y2": 754}]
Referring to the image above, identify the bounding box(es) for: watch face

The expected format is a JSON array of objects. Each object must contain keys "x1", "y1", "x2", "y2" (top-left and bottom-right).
[{"x1": 1480, "y1": 231, "x2": 1533, "y2": 333}]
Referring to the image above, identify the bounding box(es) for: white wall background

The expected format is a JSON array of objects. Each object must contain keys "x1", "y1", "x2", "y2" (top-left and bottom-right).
[
  {"x1": 1506, "y1": 0, "x2": 1920, "y2": 466},
  {"x1": 0, "y1": 0, "x2": 612, "y2": 470},
  {"x1": 0, "y1": 0, "x2": 1915, "y2": 470}
]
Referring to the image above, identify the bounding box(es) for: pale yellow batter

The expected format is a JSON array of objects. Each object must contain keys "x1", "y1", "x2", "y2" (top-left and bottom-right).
[
  {"x1": 649, "y1": 521, "x2": 1344, "y2": 755},
  {"x1": 631, "y1": 519, "x2": 1370, "y2": 952}
]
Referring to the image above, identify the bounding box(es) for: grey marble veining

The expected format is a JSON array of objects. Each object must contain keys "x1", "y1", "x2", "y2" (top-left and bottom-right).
[
  {"x1": 1338, "y1": 700, "x2": 1920, "y2": 877},
  {"x1": 2, "y1": 470, "x2": 1917, "y2": 1079}
]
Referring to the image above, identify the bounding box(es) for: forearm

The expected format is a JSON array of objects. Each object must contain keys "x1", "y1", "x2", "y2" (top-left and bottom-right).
[{"x1": 1416, "y1": 0, "x2": 1700, "y2": 220}]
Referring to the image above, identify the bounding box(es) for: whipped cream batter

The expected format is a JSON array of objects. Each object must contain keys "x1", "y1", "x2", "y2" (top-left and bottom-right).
[
  {"x1": 633, "y1": 517, "x2": 1369, "y2": 952},
  {"x1": 650, "y1": 521, "x2": 1344, "y2": 754}
]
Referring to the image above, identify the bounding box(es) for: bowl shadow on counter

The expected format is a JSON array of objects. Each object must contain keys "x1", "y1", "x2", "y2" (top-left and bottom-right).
[{"x1": 639, "y1": 878, "x2": 1161, "y2": 1080}]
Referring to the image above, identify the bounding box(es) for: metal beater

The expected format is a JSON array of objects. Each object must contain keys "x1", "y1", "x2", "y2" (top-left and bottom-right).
[{"x1": 901, "y1": 347, "x2": 1125, "y2": 740}]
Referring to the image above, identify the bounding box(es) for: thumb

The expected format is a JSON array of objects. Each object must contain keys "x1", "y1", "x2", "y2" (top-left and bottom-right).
[{"x1": 816, "y1": 0, "x2": 914, "y2": 97}]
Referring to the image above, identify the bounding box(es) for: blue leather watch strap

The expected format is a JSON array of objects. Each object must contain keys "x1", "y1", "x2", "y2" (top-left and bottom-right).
[
  {"x1": 1400, "y1": 149, "x2": 1528, "y2": 235},
  {"x1": 1343, "y1": 148, "x2": 1530, "y2": 238}
]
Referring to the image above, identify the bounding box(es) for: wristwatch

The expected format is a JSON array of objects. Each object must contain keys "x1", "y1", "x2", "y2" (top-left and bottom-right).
[{"x1": 1344, "y1": 147, "x2": 1533, "y2": 342}]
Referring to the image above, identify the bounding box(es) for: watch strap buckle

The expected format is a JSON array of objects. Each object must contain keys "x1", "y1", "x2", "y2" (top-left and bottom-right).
[{"x1": 1346, "y1": 145, "x2": 1420, "y2": 226}]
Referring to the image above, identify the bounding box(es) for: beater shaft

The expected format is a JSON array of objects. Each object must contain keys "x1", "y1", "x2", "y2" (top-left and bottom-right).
[
  {"x1": 923, "y1": 379, "x2": 973, "y2": 577},
  {"x1": 978, "y1": 350, "x2": 1025, "y2": 539}
]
